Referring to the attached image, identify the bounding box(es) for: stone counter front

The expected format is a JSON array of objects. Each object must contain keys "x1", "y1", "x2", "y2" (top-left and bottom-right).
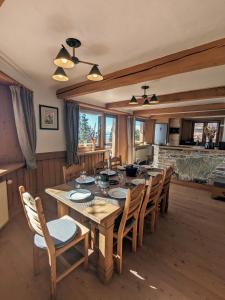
[{"x1": 153, "y1": 145, "x2": 225, "y2": 185}]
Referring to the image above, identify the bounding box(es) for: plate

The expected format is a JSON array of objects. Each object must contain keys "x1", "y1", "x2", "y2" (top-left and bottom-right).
[
  {"x1": 108, "y1": 188, "x2": 128, "y2": 199},
  {"x1": 76, "y1": 176, "x2": 95, "y2": 184},
  {"x1": 100, "y1": 169, "x2": 116, "y2": 176},
  {"x1": 140, "y1": 165, "x2": 152, "y2": 169},
  {"x1": 131, "y1": 178, "x2": 145, "y2": 185},
  {"x1": 68, "y1": 189, "x2": 92, "y2": 201},
  {"x1": 117, "y1": 165, "x2": 126, "y2": 171},
  {"x1": 148, "y1": 171, "x2": 161, "y2": 177}
]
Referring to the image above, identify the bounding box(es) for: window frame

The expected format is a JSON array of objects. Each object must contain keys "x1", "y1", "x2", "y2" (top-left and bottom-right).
[
  {"x1": 135, "y1": 118, "x2": 146, "y2": 145},
  {"x1": 104, "y1": 114, "x2": 118, "y2": 149},
  {"x1": 78, "y1": 109, "x2": 103, "y2": 150},
  {"x1": 192, "y1": 120, "x2": 221, "y2": 145}
]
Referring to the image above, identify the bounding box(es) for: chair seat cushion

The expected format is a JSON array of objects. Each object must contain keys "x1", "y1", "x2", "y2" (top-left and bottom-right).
[{"x1": 34, "y1": 219, "x2": 78, "y2": 249}]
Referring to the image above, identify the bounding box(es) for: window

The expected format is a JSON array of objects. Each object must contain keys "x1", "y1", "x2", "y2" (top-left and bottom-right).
[
  {"x1": 79, "y1": 111, "x2": 101, "y2": 147},
  {"x1": 105, "y1": 115, "x2": 116, "y2": 148},
  {"x1": 193, "y1": 122, "x2": 204, "y2": 143},
  {"x1": 192, "y1": 121, "x2": 220, "y2": 144},
  {"x1": 135, "y1": 120, "x2": 145, "y2": 144}
]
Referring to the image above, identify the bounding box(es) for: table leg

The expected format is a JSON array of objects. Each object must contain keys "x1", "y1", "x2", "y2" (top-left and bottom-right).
[
  {"x1": 57, "y1": 201, "x2": 69, "y2": 217},
  {"x1": 97, "y1": 215, "x2": 115, "y2": 283}
]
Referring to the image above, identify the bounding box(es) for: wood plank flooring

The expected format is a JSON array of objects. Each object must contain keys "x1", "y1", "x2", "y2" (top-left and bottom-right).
[{"x1": 0, "y1": 184, "x2": 224, "y2": 300}]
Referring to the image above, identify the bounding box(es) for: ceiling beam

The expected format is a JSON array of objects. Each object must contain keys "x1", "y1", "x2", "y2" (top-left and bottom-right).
[
  {"x1": 105, "y1": 86, "x2": 225, "y2": 109},
  {"x1": 56, "y1": 37, "x2": 225, "y2": 99},
  {"x1": 0, "y1": 1, "x2": 5, "y2": 7},
  {"x1": 134, "y1": 103, "x2": 225, "y2": 117},
  {"x1": 150, "y1": 110, "x2": 225, "y2": 119}
]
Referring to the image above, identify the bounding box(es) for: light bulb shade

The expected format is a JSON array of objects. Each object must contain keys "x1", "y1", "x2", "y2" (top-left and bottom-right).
[
  {"x1": 87, "y1": 65, "x2": 103, "y2": 81},
  {"x1": 150, "y1": 94, "x2": 159, "y2": 103},
  {"x1": 54, "y1": 46, "x2": 74, "y2": 68},
  {"x1": 129, "y1": 96, "x2": 138, "y2": 104},
  {"x1": 142, "y1": 98, "x2": 151, "y2": 106},
  {"x1": 52, "y1": 67, "x2": 69, "y2": 81}
]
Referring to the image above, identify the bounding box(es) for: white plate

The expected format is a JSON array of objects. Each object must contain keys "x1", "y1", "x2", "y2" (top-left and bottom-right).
[
  {"x1": 140, "y1": 165, "x2": 152, "y2": 169},
  {"x1": 100, "y1": 169, "x2": 116, "y2": 176},
  {"x1": 76, "y1": 176, "x2": 95, "y2": 184},
  {"x1": 68, "y1": 189, "x2": 91, "y2": 201},
  {"x1": 148, "y1": 171, "x2": 160, "y2": 176},
  {"x1": 131, "y1": 178, "x2": 145, "y2": 185},
  {"x1": 117, "y1": 165, "x2": 126, "y2": 170},
  {"x1": 108, "y1": 188, "x2": 128, "y2": 199}
]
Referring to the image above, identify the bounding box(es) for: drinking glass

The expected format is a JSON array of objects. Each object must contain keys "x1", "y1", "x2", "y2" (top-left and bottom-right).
[{"x1": 80, "y1": 170, "x2": 87, "y2": 180}]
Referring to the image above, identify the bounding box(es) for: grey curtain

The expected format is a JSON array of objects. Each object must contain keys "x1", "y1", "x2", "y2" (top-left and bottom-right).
[
  {"x1": 64, "y1": 101, "x2": 80, "y2": 165},
  {"x1": 10, "y1": 86, "x2": 37, "y2": 169},
  {"x1": 127, "y1": 116, "x2": 135, "y2": 164}
]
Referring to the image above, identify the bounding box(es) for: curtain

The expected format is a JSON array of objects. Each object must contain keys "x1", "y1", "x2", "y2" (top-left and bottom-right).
[
  {"x1": 10, "y1": 86, "x2": 37, "y2": 169},
  {"x1": 127, "y1": 116, "x2": 135, "y2": 164},
  {"x1": 64, "y1": 101, "x2": 80, "y2": 165},
  {"x1": 111, "y1": 118, "x2": 116, "y2": 157}
]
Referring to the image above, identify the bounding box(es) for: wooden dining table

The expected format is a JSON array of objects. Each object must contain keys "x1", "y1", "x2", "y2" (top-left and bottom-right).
[{"x1": 45, "y1": 168, "x2": 161, "y2": 283}]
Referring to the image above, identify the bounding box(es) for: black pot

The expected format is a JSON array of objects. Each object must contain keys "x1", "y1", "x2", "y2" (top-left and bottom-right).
[{"x1": 125, "y1": 165, "x2": 138, "y2": 177}]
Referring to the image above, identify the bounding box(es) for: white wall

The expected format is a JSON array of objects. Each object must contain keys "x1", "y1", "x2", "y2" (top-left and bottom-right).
[{"x1": 0, "y1": 58, "x2": 66, "y2": 153}]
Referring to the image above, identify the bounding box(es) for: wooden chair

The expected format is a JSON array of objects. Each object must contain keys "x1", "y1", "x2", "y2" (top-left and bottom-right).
[
  {"x1": 62, "y1": 164, "x2": 84, "y2": 183},
  {"x1": 138, "y1": 173, "x2": 164, "y2": 247},
  {"x1": 93, "y1": 160, "x2": 108, "y2": 175},
  {"x1": 159, "y1": 166, "x2": 174, "y2": 213},
  {"x1": 110, "y1": 156, "x2": 122, "y2": 169},
  {"x1": 19, "y1": 186, "x2": 89, "y2": 300},
  {"x1": 113, "y1": 184, "x2": 145, "y2": 274}
]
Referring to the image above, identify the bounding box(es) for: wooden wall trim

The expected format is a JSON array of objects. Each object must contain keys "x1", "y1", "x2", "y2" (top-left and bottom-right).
[
  {"x1": 56, "y1": 37, "x2": 225, "y2": 98},
  {"x1": 106, "y1": 86, "x2": 225, "y2": 109},
  {"x1": 36, "y1": 151, "x2": 66, "y2": 161}
]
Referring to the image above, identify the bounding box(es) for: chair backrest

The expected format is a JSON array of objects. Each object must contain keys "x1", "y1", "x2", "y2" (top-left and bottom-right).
[
  {"x1": 93, "y1": 160, "x2": 108, "y2": 175},
  {"x1": 110, "y1": 156, "x2": 122, "y2": 169},
  {"x1": 118, "y1": 184, "x2": 145, "y2": 234},
  {"x1": 63, "y1": 164, "x2": 84, "y2": 183},
  {"x1": 162, "y1": 166, "x2": 173, "y2": 193},
  {"x1": 19, "y1": 186, "x2": 54, "y2": 251},
  {"x1": 143, "y1": 173, "x2": 164, "y2": 211}
]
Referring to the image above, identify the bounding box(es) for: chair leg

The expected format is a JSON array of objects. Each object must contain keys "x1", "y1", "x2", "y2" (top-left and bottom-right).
[
  {"x1": 138, "y1": 216, "x2": 144, "y2": 247},
  {"x1": 33, "y1": 245, "x2": 40, "y2": 275},
  {"x1": 165, "y1": 191, "x2": 169, "y2": 213},
  {"x1": 116, "y1": 238, "x2": 123, "y2": 274},
  {"x1": 161, "y1": 195, "x2": 166, "y2": 214},
  {"x1": 84, "y1": 234, "x2": 89, "y2": 270},
  {"x1": 150, "y1": 211, "x2": 156, "y2": 233},
  {"x1": 90, "y1": 223, "x2": 96, "y2": 250},
  {"x1": 132, "y1": 222, "x2": 138, "y2": 253},
  {"x1": 49, "y1": 256, "x2": 57, "y2": 300}
]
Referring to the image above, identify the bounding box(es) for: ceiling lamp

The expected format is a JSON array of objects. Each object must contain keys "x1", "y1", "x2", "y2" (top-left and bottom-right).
[
  {"x1": 52, "y1": 38, "x2": 104, "y2": 82},
  {"x1": 52, "y1": 67, "x2": 69, "y2": 81},
  {"x1": 87, "y1": 64, "x2": 103, "y2": 81},
  {"x1": 129, "y1": 85, "x2": 159, "y2": 106}
]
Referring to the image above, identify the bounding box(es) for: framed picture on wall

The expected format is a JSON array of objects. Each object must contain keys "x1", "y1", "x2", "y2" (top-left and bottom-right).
[{"x1": 39, "y1": 105, "x2": 59, "y2": 130}]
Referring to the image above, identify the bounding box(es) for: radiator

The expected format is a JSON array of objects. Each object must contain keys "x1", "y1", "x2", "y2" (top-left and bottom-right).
[{"x1": 0, "y1": 180, "x2": 9, "y2": 228}]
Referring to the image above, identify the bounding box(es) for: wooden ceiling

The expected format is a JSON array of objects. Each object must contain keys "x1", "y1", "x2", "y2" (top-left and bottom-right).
[{"x1": 57, "y1": 38, "x2": 225, "y2": 99}]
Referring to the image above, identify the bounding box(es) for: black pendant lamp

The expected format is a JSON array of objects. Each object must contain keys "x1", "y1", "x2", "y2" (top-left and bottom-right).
[
  {"x1": 129, "y1": 96, "x2": 138, "y2": 105},
  {"x1": 54, "y1": 46, "x2": 74, "y2": 69},
  {"x1": 87, "y1": 65, "x2": 103, "y2": 81},
  {"x1": 52, "y1": 67, "x2": 69, "y2": 81},
  {"x1": 129, "y1": 85, "x2": 159, "y2": 106},
  {"x1": 52, "y1": 38, "x2": 103, "y2": 82}
]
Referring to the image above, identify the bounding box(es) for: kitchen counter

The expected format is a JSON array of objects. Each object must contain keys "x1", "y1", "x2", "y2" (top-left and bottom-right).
[
  {"x1": 155, "y1": 145, "x2": 225, "y2": 153},
  {"x1": 153, "y1": 145, "x2": 225, "y2": 185}
]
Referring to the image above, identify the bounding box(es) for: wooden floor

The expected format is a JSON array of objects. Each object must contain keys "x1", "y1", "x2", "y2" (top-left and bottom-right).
[{"x1": 0, "y1": 184, "x2": 225, "y2": 300}]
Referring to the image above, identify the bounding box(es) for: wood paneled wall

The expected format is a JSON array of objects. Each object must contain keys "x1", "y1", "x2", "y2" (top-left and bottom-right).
[{"x1": 2, "y1": 150, "x2": 106, "y2": 219}]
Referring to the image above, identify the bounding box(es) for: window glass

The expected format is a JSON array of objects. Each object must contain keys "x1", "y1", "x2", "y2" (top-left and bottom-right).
[
  {"x1": 105, "y1": 115, "x2": 116, "y2": 147},
  {"x1": 135, "y1": 120, "x2": 145, "y2": 144},
  {"x1": 79, "y1": 111, "x2": 100, "y2": 146},
  {"x1": 193, "y1": 122, "x2": 204, "y2": 143}
]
